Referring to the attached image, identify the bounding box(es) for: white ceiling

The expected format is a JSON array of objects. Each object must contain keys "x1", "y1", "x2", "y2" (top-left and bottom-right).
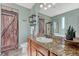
[
  {"x1": 17, "y1": 3, "x2": 35, "y2": 9},
  {"x1": 17, "y1": 3, "x2": 79, "y2": 17},
  {"x1": 39, "y1": 3, "x2": 79, "y2": 17}
]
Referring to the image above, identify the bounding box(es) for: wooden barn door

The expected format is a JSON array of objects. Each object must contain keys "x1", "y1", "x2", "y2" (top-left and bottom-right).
[
  {"x1": 1, "y1": 9, "x2": 18, "y2": 53},
  {"x1": 39, "y1": 18, "x2": 45, "y2": 36}
]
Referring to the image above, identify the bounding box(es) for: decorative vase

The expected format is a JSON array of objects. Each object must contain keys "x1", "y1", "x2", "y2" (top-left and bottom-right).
[{"x1": 66, "y1": 35, "x2": 73, "y2": 40}]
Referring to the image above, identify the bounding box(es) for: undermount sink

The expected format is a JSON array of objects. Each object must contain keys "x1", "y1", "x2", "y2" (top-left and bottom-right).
[{"x1": 36, "y1": 37, "x2": 53, "y2": 43}]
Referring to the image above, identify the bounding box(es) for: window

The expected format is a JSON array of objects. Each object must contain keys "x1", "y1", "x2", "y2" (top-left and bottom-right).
[{"x1": 62, "y1": 17, "x2": 65, "y2": 29}]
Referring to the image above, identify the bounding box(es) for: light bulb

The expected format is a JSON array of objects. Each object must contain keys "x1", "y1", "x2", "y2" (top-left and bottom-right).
[
  {"x1": 44, "y1": 7, "x2": 47, "y2": 10},
  {"x1": 48, "y1": 4, "x2": 52, "y2": 8},
  {"x1": 40, "y1": 4, "x2": 43, "y2": 8}
]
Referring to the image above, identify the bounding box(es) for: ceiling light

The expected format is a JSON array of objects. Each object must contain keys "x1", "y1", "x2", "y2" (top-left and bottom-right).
[
  {"x1": 40, "y1": 3, "x2": 56, "y2": 10},
  {"x1": 48, "y1": 4, "x2": 52, "y2": 8},
  {"x1": 44, "y1": 7, "x2": 47, "y2": 10},
  {"x1": 40, "y1": 4, "x2": 43, "y2": 8}
]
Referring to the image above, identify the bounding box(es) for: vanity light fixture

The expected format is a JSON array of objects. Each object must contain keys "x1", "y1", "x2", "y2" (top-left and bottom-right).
[{"x1": 40, "y1": 3, "x2": 56, "y2": 10}]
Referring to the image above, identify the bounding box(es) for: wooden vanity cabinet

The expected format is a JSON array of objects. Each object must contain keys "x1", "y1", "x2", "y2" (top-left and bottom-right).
[
  {"x1": 31, "y1": 46, "x2": 45, "y2": 56},
  {"x1": 27, "y1": 38, "x2": 57, "y2": 56},
  {"x1": 36, "y1": 50, "x2": 44, "y2": 56},
  {"x1": 27, "y1": 38, "x2": 31, "y2": 56},
  {"x1": 31, "y1": 46, "x2": 37, "y2": 56},
  {"x1": 50, "y1": 52, "x2": 57, "y2": 56},
  {"x1": 31, "y1": 40, "x2": 49, "y2": 56}
]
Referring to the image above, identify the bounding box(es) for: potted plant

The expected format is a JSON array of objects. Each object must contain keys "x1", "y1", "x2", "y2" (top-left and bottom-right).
[{"x1": 66, "y1": 25, "x2": 76, "y2": 40}]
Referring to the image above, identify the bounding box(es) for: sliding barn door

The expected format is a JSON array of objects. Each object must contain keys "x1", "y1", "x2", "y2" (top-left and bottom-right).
[
  {"x1": 39, "y1": 19, "x2": 45, "y2": 36},
  {"x1": 1, "y1": 9, "x2": 18, "y2": 53}
]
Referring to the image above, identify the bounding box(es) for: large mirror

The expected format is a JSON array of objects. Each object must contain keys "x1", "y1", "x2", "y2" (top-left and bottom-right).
[{"x1": 51, "y1": 9, "x2": 79, "y2": 38}]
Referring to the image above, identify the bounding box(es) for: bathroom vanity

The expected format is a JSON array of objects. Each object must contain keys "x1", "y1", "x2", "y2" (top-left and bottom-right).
[
  {"x1": 27, "y1": 36, "x2": 79, "y2": 56},
  {"x1": 27, "y1": 37, "x2": 57, "y2": 56}
]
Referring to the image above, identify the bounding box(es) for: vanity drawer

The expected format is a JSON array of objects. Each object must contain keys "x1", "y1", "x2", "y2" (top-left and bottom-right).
[{"x1": 31, "y1": 40, "x2": 49, "y2": 56}]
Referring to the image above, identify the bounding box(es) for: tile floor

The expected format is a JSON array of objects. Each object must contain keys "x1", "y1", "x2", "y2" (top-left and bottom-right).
[{"x1": 0, "y1": 43, "x2": 27, "y2": 56}]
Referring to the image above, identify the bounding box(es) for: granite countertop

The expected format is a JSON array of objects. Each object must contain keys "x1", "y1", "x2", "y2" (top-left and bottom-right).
[{"x1": 30, "y1": 36, "x2": 79, "y2": 56}]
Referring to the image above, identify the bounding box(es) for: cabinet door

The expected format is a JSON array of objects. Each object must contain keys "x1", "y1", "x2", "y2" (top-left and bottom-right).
[
  {"x1": 31, "y1": 46, "x2": 36, "y2": 56},
  {"x1": 31, "y1": 41, "x2": 48, "y2": 56},
  {"x1": 50, "y1": 52, "x2": 57, "y2": 56},
  {"x1": 27, "y1": 38, "x2": 31, "y2": 56},
  {"x1": 36, "y1": 50, "x2": 44, "y2": 56}
]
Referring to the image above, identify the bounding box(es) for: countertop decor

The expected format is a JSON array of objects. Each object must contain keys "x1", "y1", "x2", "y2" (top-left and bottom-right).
[{"x1": 66, "y1": 25, "x2": 76, "y2": 40}]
